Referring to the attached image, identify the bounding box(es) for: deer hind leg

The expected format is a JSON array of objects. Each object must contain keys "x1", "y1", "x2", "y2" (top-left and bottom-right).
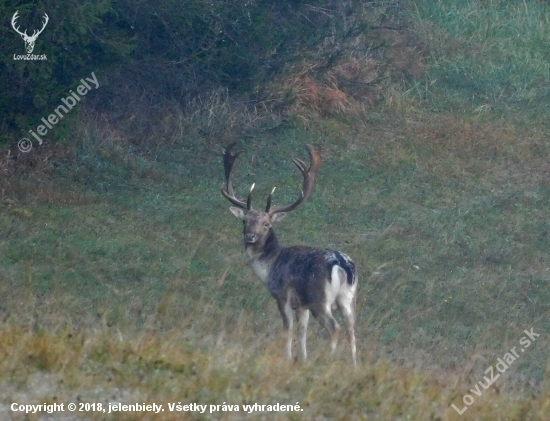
[
  {"x1": 337, "y1": 290, "x2": 357, "y2": 365},
  {"x1": 310, "y1": 305, "x2": 340, "y2": 356},
  {"x1": 276, "y1": 297, "x2": 294, "y2": 359},
  {"x1": 297, "y1": 308, "x2": 310, "y2": 360}
]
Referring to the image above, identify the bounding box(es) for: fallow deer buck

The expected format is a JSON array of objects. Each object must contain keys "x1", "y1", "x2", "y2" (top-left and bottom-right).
[{"x1": 221, "y1": 143, "x2": 357, "y2": 364}]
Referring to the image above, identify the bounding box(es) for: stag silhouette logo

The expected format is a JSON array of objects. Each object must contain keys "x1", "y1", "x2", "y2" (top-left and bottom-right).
[{"x1": 11, "y1": 11, "x2": 49, "y2": 54}]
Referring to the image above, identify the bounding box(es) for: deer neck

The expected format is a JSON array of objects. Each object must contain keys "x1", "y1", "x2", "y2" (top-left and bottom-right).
[{"x1": 245, "y1": 229, "x2": 281, "y2": 283}]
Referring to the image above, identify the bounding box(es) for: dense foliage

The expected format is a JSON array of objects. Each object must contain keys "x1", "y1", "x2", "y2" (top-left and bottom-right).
[{"x1": 1, "y1": 0, "x2": 346, "y2": 147}]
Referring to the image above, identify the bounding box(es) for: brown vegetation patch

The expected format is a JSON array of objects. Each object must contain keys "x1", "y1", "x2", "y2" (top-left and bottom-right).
[
  {"x1": 370, "y1": 27, "x2": 427, "y2": 81},
  {"x1": 0, "y1": 143, "x2": 93, "y2": 206},
  {"x1": 266, "y1": 10, "x2": 427, "y2": 120},
  {"x1": 408, "y1": 114, "x2": 519, "y2": 157}
]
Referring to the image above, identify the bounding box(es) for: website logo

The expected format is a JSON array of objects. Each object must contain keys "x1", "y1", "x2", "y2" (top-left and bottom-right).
[{"x1": 11, "y1": 10, "x2": 48, "y2": 60}]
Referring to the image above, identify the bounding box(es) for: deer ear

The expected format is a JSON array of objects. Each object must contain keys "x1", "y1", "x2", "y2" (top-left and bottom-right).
[
  {"x1": 270, "y1": 212, "x2": 286, "y2": 223},
  {"x1": 229, "y1": 207, "x2": 245, "y2": 219}
]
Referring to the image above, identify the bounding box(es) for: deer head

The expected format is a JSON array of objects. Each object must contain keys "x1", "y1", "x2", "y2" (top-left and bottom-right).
[
  {"x1": 221, "y1": 143, "x2": 322, "y2": 248},
  {"x1": 12, "y1": 11, "x2": 49, "y2": 54}
]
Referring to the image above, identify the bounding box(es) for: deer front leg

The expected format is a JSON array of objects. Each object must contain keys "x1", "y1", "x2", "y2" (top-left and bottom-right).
[
  {"x1": 297, "y1": 308, "x2": 310, "y2": 360},
  {"x1": 277, "y1": 297, "x2": 294, "y2": 359}
]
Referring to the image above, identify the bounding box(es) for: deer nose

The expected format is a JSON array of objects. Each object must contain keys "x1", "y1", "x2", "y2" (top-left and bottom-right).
[{"x1": 244, "y1": 233, "x2": 257, "y2": 243}]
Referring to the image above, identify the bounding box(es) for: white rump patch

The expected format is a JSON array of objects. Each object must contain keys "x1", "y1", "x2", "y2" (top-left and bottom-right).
[
  {"x1": 325, "y1": 265, "x2": 344, "y2": 310},
  {"x1": 326, "y1": 264, "x2": 356, "y2": 314},
  {"x1": 337, "y1": 281, "x2": 356, "y2": 313}
]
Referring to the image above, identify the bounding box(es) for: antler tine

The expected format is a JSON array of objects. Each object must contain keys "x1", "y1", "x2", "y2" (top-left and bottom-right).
[
  {"x1": 292, "y1": 157, "x2": 308, "y2": 173},
  {"x1": 246, "y1": 183, "x2": 255, "y2": 210},
  {"x1": 265, "y1": 187, "x2": 276, "y2": 212},
  {"x1": 268, "y1": 145, "x2": 322, "y2": 215},
  {"x1": 221, "y1": 142, "x2": 248, "y2": 209}
]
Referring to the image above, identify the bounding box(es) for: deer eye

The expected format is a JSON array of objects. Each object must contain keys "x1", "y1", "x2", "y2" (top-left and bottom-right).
[{"x1": 263, "y1": 222, "x2": 270, "y2": 228}]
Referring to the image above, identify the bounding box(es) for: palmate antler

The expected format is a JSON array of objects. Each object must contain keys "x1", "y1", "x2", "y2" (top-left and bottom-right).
[
  {"x1": 221, "y1": 142, "x2": 250, "y2": 210},
  {"x1": 221, "y1": 143, "x2": 322, "y2": 214},
  {"x1": 265, "y1": 145, "x2": 321, "y2": 214}
]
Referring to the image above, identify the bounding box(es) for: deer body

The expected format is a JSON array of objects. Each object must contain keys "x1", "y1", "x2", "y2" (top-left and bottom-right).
[{"x1": 222, "y1": 144, "x2": 357, "y2": 364}]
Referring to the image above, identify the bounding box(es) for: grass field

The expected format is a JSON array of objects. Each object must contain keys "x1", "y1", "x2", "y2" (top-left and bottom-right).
[{"x1": 1, "y1": 0, "x2": 549, "y2": 420}]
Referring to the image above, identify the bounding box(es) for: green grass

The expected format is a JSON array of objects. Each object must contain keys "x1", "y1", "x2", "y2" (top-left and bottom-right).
[
  {"x1": 407, "y1": 0, "x2": 550, "y2": 120},
  {"x1": 1, "y1": 114, "x2": 549, "y2": 419}
]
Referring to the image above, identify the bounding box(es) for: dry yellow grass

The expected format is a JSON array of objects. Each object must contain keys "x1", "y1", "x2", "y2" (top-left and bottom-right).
[{"x1": 0, "y1": 308, "x2": 548, "y2": 421}]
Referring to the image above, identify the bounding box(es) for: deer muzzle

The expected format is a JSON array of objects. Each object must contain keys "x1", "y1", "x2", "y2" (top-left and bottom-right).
[{"x1": 244, "y1": 233, "x2": 257, "y2": 244}]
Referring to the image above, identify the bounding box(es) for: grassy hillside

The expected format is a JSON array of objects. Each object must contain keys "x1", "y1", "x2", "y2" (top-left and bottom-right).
[
  {"x1": 410, "y1": 0, "x2": 550, "y2": 120},
  {"x1": 1, "y1": 1, "x2": 549, "y2": 420}
]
